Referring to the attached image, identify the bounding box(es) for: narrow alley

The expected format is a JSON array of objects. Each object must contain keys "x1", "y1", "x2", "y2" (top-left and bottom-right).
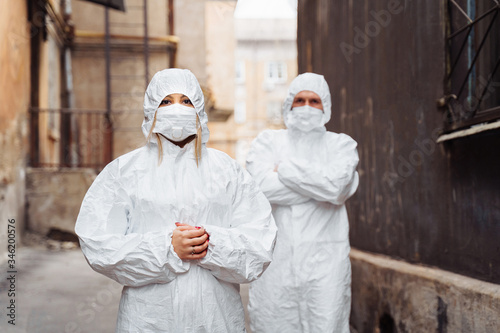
[{"x1": 1, "y1": 0, "x2": 499, "y2": 332}]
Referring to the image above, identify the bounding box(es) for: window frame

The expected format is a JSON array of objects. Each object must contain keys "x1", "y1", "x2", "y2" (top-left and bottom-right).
[
  {"x1": 234, "y1": 100, "x2": 246, "y2": 124},
  {"x1": 265, "y1": 61, "x2": 287, "y2": 83},
  {"x1": 441, "y1": 0, "x2": 500, "y2": 134}
]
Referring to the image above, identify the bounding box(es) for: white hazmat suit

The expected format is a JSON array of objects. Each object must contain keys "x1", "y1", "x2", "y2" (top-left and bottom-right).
[
  {"x1": 246, "y1": 73, "x2": 359, "y2": 333},
  {"x1": 75, "y1": 69, "x2": 277, "y2": 332}
]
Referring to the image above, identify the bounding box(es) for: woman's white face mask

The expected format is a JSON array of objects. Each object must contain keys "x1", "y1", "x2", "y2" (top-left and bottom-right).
[
  {"x1": 153, "y1": 104, "x2": 198, "y2": 141},
  {"x1": 286, "y1": 105, "x2": 325, "y2": 132}
]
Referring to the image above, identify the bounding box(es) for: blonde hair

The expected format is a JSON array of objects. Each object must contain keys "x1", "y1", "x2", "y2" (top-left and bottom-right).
[{"x1": 147, "y1": 111, "x2": 202, "y2": 166}]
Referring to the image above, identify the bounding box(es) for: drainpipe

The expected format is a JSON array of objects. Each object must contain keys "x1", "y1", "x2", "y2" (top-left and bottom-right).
[
  {"x1": 144, "y1": 0, "x2": 149, "y2": 87},
  {"x1": 63, "y1": 0, "x2": 78, "y2": 166},
  {"x1": 168, "y1": 0, "x2": 176, "y2": 67},
  {"x1": 104, "y1": 6, "x2": 113, "y2": 164}
]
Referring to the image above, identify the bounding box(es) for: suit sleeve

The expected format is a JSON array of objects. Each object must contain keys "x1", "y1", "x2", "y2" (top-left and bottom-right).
[
  {"x1": 75, "y1": 160, "x2": 190, "y2": 287},
  {"x1": 277, "y1": 133, "x2": 359, "y2": 205},
  {"x1": 246, "y1": 130, "x2": 311, "y2": 205},
  {"x1": 198, "y1": 160, "x2": 277, "y2": 284}
]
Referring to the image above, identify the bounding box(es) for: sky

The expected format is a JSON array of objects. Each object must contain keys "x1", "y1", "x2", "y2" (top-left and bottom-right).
[{"x1": 234, "y1": 0, "x2": 297, "y2": 19}]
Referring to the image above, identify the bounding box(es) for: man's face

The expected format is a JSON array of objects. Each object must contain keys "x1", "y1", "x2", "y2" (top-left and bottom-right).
[
  {"x1": 291, "y1": 90, "x2": 323, "y2": 111},
  {"x1": 159, "y1": 93, "x2": 195, "y2": 108}
]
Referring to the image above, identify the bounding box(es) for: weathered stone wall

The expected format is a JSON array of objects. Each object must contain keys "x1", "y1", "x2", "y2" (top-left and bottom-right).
[
  {"x1": 350, "y1": 249, "x2": 500, "y2": 333},
  {"x1": 0, "y1": 0, "x2": 30, "y2": 254},
  {"x1": 0, "y1": 114, "x2": 28, "y2": 243},
  {"x1": 26, "y1": 169, "x2": 97, "y2": 235}
]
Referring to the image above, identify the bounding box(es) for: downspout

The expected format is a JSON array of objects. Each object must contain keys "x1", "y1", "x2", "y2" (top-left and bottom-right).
[
  {"x1": 64, "y1": 0, "x2": 74, "y2": 109},
  {"x1": 63, "y1": 0, "x2": 78, "y2": 166},
  {"x1": 168, "y1": 0, "x2": 177, "y2": 67},
  {"x1": 64, "y1": 0, "x2": 79, "y2": 168},
  {"x1": 144, "y1": 0, "x2": 149, "y2": 87},
  {"x1": 104, "y1": 6, "x2": 113, "y2": 165}
]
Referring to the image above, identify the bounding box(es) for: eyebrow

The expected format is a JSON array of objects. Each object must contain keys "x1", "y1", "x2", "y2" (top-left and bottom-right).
[{"x1": 161, "y1": 94, "x2": 190, "y2": 101}]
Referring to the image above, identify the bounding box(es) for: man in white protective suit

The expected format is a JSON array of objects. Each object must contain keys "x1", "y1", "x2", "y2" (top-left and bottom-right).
[
  {"x1": 75, "y1": 68, "x2": 277, "y2": 332},
  {"x1": 246, "y1": 72, "x2": 359, "y2": 333}
]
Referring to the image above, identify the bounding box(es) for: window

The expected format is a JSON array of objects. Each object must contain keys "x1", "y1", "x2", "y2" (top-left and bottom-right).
[
  {"x1": 234, "y1": 100, "x2": 246, "y2": 124},
  {"x1": 266, "y1": 61, "x2": 287, "y2": 82},
  {"x1": 235, "y1": 61, "x2": 245, "y2": 83},
  {"x1": 442, "y1": 0, "x2": 500, "y2": 134}
]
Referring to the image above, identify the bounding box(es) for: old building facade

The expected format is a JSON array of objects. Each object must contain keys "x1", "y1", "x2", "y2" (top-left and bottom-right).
[{"x1": 0, "y1": 0, "x2": 31, "y2": 258}]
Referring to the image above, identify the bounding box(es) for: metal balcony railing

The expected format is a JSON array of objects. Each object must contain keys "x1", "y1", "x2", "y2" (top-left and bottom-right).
[
  {"x1": 29, "y1": 107, "x2": 113, "y2": 170},
  {"x1": 443, "y1": 0, "x2": 500, "y2": 133}
]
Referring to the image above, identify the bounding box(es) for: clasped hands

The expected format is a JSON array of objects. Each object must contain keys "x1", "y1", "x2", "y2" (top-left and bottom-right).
[{"x1": 171, "y1": 222, "x2": 210, "y2": 260}]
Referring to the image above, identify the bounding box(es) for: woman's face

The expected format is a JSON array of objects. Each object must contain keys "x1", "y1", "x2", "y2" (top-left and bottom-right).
[
  {"x1": 291, "y1": 90, "x2": 323, "y2": 111},
  {"x1": 159, "y1": 93, "x2": 195, "y2": 108}
]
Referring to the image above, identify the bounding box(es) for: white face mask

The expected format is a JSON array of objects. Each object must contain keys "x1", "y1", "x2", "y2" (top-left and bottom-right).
[
  {"x1": 153, "y1": 104, "x2": 198, "y2": 141},
  {"x1": 286, "y1": 105, "x2": 325, "y2": 132}
]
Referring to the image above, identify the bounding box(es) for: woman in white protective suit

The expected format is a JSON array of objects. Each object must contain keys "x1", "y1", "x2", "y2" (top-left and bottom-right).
[
  {"x1": 75, "y1": 68, "x2": 277, "y2": 332},
  {"x1": 246, "y1": 73, "x2": 359, "y2": 333}
]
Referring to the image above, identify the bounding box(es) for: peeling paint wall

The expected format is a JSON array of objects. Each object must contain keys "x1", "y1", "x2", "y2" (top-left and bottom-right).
[
  {"x1": 26, "y1": 169, "x2": 97, "y2": 235},
  {"x1": 0, "y1": 0, "x2": 30, "y2": 254},
  {"x1": 204, "y1": 1, "x2": 237, "y2": 156}
]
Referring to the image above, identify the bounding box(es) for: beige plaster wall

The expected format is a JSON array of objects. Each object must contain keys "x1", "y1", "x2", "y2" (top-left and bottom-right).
[
  {"x1": 37, "y1": 33, "x2": 62, "y2": 166},
  {"x1": 0, "y1": 0, "x2": 30, "y2": 256},
  {"x1": 174, "y1": 0, "x2": 207, "y2": 85},
  {"x1": 205, "y1": 1, "x2": 236, "y2": 111}
]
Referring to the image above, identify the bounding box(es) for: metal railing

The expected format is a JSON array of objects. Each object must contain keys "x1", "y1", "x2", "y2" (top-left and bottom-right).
[
  {"x1": 443, "y1": 0, "x2": 500, "y2": 133},
  {"x1": 29, "y1": 107, "x2": 113, "y2": 170}
]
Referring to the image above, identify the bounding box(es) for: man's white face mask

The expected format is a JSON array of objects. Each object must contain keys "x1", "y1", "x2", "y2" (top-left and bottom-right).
[
  {"x1": 286, "y1": 105, "x2": 325, "y2": 132},
  {"x1": 153, "y1": 104, "x2": 198, "y2": 141}
]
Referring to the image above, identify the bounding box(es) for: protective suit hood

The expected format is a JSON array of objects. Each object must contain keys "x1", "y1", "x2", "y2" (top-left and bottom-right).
[
  {"x1": 282, "y1": 72, "x2": 332, "y2": 128},
  {"x1": 141, "y1": 68, "x2": 210, "y2": 143}
]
